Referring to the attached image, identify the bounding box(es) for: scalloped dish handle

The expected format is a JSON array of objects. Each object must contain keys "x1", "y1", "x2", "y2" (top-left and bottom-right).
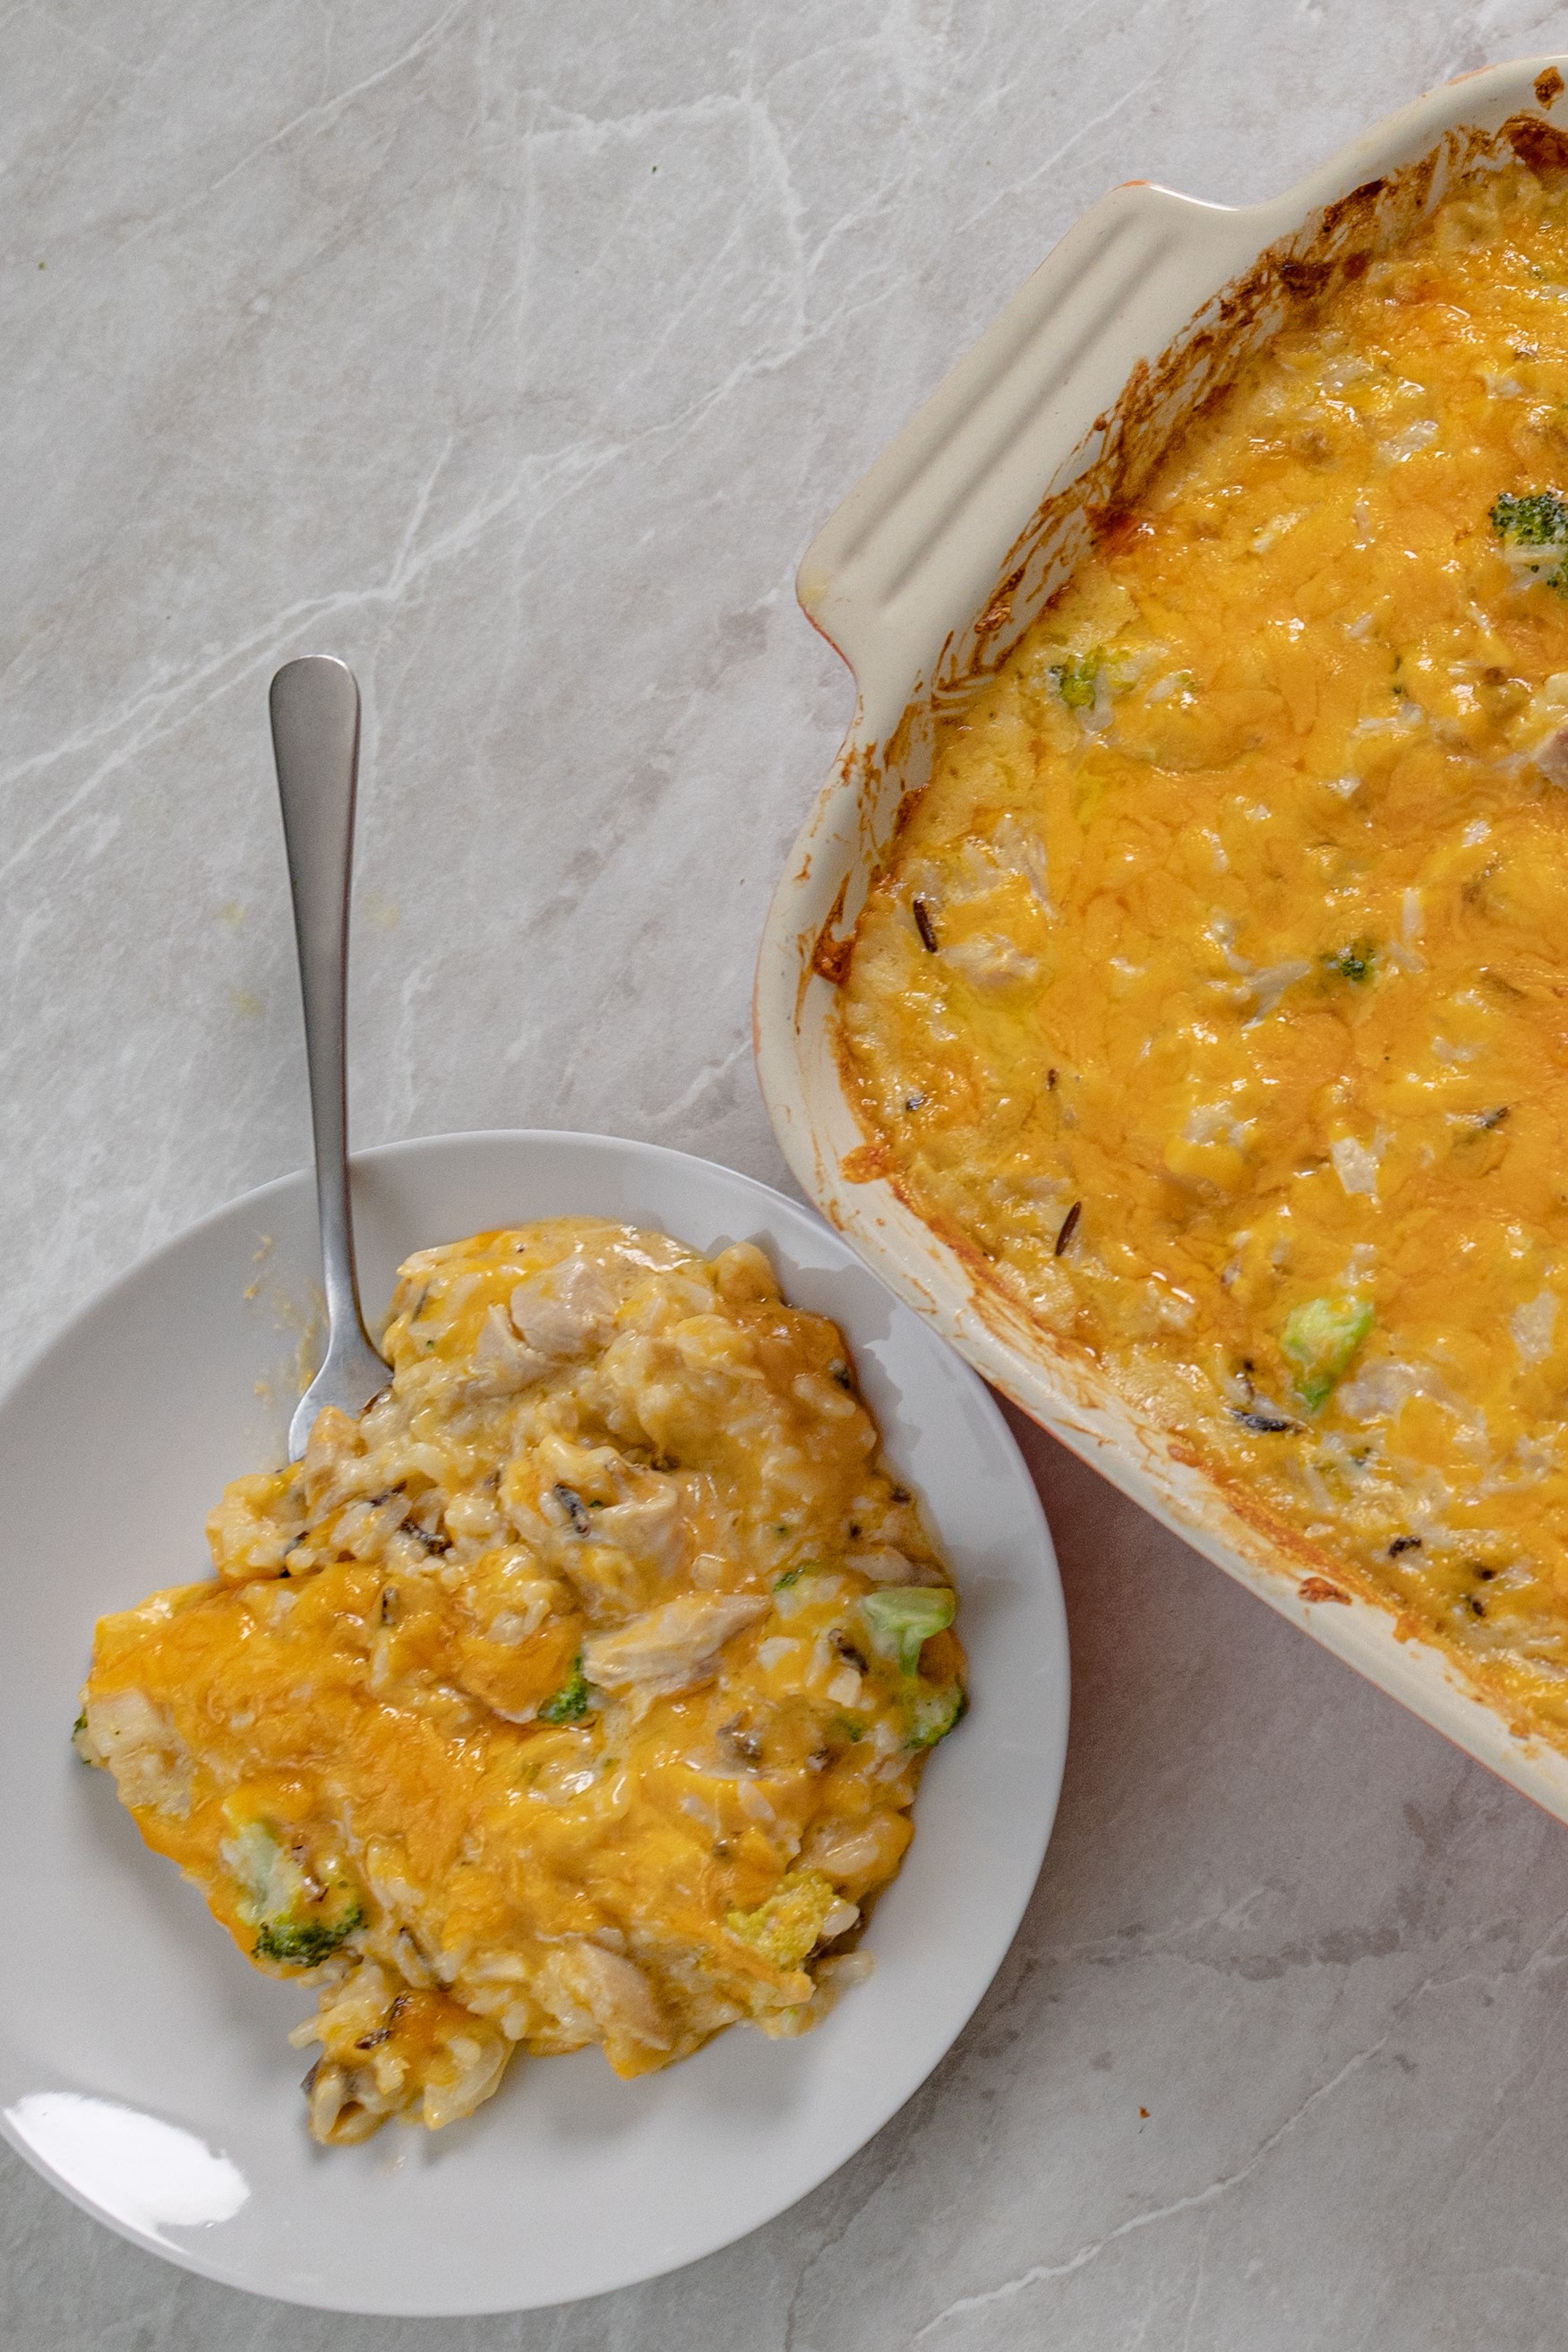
[{"x1": 796, "y1": 181, "x2": 1256, "y2": 718}]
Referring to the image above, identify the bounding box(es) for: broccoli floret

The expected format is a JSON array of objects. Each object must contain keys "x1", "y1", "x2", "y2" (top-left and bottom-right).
[
  {"x1": 725, "y1": 1870, "x2": 847, "y2": 1968},
  {"x1": 906, "y1": 1684, "x2": 968, "y2": 1750},
  {"x1": 1491, "y1": 490, "x2": 1568, "y2": 591},
  {"x1": 253, "y1": 1911, "x2": 364, "y2": 1967},
  {"x1": 538, "y1": 1658, "x2": 592, "y2": 1724},
  {"x1": 1049, "y1": 651, "x2": 1101, "y2": 711},
  {"x1": 1323, "y1": 937, "x2": 1375, "y2": 985},
  {"x1": 1281, "y1": 1295, "x2": 1375, "y2": 1412},
  {"x1": 222, "y1": 1818, "x2": 364, "y2": 1970},
  {"x1": 1492, "y1": 489, "x2": 1568, "y2": 545},
  {"x1": 858, "y1": 1587, "x2": 965, "y2": 1752},
  {"x1": 859, "y1": 1585, "x2": 956, "y2": 1675}
]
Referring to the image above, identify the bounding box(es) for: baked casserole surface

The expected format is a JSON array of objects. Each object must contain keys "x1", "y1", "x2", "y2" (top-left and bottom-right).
[{"x1": 840, "y1": 158, "x2": 1568, "y2": 1739}]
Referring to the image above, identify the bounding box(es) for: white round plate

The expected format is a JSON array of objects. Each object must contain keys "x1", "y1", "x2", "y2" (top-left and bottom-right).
[{"x1": 0, "y1": 1131, "x2": 1067, "y2": 2315}]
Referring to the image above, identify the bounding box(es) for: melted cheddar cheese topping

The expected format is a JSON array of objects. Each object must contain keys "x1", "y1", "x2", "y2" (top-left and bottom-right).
[
  {"x1": 841, "y1": 159, "x2": 1568, "y2": 1739},
  {"x1": 78, "y1": 1220, "x2": 963, "y2": 2142}
]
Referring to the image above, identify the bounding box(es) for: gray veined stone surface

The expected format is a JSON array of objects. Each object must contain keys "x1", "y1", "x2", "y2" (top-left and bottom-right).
[{"x1": 8, "y1": 0, "x2": 1568, "y2": 2344}]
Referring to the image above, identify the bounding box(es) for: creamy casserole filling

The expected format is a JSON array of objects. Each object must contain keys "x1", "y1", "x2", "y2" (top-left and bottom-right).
[
  {"x1": 839, "y1": 158, "x2": 1568, "y2": 1737},
  {"x1": 77, "y1": 1220, "x2": 963, "y2": 2141}
]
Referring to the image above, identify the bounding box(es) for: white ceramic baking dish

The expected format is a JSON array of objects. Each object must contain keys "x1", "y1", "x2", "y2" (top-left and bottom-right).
[{"x1": 757, "y1": 56, "x2": 1568, "y2": 1817}]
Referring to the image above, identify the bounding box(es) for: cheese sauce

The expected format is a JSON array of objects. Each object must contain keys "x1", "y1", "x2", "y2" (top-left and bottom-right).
[
  {"x1": 840, "y1": 159, "x2": 1568, "y2": 1739},
  {"x1": 78, "y1": 1221, "x2": 964, "y2": 2141}
]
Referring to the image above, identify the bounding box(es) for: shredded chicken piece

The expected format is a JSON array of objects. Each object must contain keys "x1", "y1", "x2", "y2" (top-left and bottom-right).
[
  {"x1": 1534, "y1": 724, "x2": 1568, "y2": 786},
  {"x1": 509, "y1": 1253, "x2": 619, "y2": 1358},
  {"x1": 562, "y1": 1942, "x2": 672, "y2": 2053},
  {"x1": 583, "y1": 1592, "x2": 770, "y2": 1699},
  {"x1": 590, "y1": 1482, "x2": 687, "y2": 1575},
  {"x1": 464, "y1": 1304, "x2": 550, "y2": 1398},
  {"x1": 79, "y1": 1690, "x2": 193, "y2": 1818}
]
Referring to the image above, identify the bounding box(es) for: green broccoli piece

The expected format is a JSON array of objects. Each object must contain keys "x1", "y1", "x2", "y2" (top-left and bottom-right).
[
  {"x1": 1491, "y1": 490, "x2": 1568, "y2": 591},
  {"x1": 858, "y1": 1587, "x2": 965, "y2": 1752},
  {"x1": 253, "y1": 1911, "x2": 365, "y2": 1967},
  {"x1": 538, "y1": 1657, "x2": 593, "y2": 1724},
  {"x1": 1281, "y1": 1295, "x2": 1375, "y2": 1412},
  {"x1": 1049, "y1": 650, "x2": 1102, "y2": 711},
  {"x1": 859, "y1": 1586, "x2": 956, "y2": 1675},
  {"x1": 222, "y1": 1819, "x2": 364, "y2": 1970},
  {"x1": 1323, "y1": 938, "x2": 1376, "y2": 985},
  {"x1": 725, "y1": 1870, "x2": 847, "y2": 1968},
  {"x1": 1491, "y1": 489, "x2": 1568, "y2": 545},
  {"x1": 906, "y1": 1684, "x2": 968, "y2": 1750}
]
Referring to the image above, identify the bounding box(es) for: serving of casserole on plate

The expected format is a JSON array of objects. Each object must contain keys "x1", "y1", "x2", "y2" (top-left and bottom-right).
[
  {"x1": 0, "y1": 1133, "x2": 1066, "y2": 2314},
  {"x1": 758, "y1": 56, "x2": 1568, "y2": 1817},
  {"x1": 77, "y1": 1212, "x2": 967, "y2": 2148}
]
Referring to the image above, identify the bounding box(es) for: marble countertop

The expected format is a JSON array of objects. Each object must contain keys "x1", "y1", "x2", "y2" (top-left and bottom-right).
[{"x1": 9, "y1": 2, "x2": 1568, "y2": 2344}]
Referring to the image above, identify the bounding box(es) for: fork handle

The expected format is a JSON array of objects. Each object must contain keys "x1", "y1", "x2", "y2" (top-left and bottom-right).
[{"x1": 270, "y1": 657, "x2": 384, "y2": 1446}]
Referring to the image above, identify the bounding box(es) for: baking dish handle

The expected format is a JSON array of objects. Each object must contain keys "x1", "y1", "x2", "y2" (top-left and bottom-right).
[{"x1": 795, "y1": 180, "x2": 1260, "y2": 715}]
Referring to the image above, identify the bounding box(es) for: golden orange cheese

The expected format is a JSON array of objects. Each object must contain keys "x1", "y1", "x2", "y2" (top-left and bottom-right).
[
  {"x1": 77, "y1": 1220, "x2": 964, "y2": 2142},
  {"x1": 840, "y1": 158, "x2": 1568, "y2": 1740}
]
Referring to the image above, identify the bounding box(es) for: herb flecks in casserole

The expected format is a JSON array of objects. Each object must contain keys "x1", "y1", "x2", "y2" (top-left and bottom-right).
[
  {"x1": 76, "y1": 1221, "x2": 963, "y2": 2143},
  {"x1": 839, "y1": 159, "x2": 1568, "y2": 1737}
]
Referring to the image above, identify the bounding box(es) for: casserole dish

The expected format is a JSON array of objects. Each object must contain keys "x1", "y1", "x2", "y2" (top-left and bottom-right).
[{"x1": 756, "y1": 56, "x2": 1568, "y2": 1816}]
